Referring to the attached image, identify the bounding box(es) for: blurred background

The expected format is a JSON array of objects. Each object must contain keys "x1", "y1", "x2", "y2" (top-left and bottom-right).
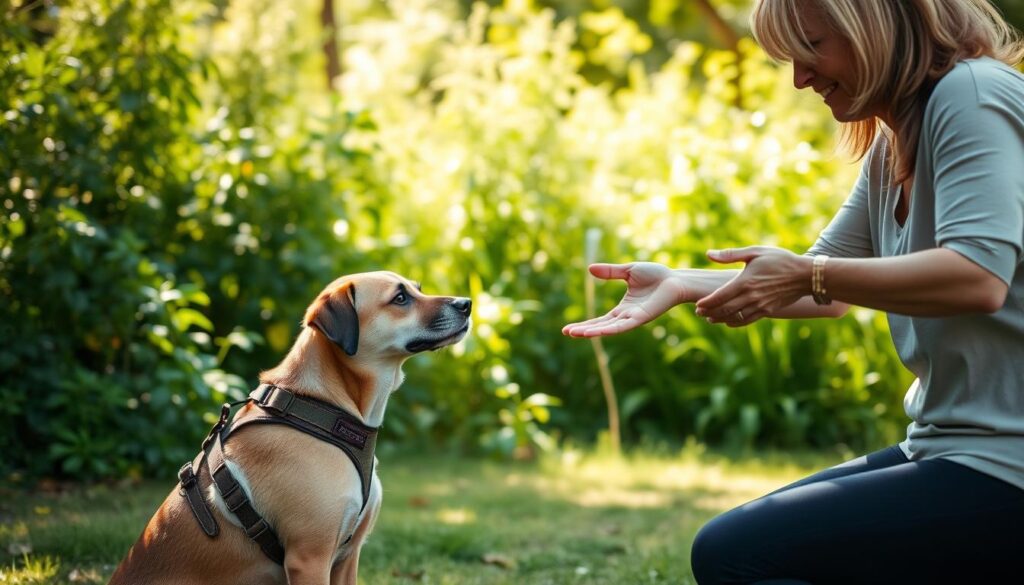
[{"x1": 2, "y1": 0, "x2": 1022, "y2": 483}]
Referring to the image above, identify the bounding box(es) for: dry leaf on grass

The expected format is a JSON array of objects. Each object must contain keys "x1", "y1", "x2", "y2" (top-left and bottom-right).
[{"x1": 481, "y1": 552, "x2": 516, "y2": 569}]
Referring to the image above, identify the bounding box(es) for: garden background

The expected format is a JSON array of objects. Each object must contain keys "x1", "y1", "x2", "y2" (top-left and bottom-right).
[{"x1": 2, "y1": 0, "x2": 1023, "y2": 582}]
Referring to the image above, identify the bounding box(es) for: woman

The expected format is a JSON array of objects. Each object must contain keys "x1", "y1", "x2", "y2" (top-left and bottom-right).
[{"x1": 563, "y1": 0, "x2": 1024, "y2": 583}]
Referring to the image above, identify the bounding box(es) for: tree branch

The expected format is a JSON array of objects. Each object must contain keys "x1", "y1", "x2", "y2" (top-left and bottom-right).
[
  {"x1": 321, "y1": 0, "x2": 341, "y2": 92},
  {"x1": 692, "y1": 0, "x2": 740, "y2": 50},
  {"x1": 692, "y1": 0, "x2": 745, "y2": 109}
]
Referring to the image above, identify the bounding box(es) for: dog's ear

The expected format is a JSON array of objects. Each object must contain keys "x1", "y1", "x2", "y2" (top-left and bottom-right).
[{"x1": 306, "y1": 283, "x2": 359, "y2": 356}]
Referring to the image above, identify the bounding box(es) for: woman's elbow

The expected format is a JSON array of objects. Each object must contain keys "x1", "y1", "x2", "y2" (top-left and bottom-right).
[{"x1": 971, "y1": 279, "x2": 1008, "y2": 314}]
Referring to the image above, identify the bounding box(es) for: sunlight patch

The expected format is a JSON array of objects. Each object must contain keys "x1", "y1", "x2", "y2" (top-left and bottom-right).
[
  {"x1": 436, "y1": 507, "x2": 477, "y2": 525},
  {"x1": 572, "y1": 488, "x2": 671, "y2": 509}
]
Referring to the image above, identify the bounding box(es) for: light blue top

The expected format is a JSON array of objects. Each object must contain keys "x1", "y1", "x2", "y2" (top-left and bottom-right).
[{"x1": 809, "y1": 57, "x2": 1024, "y2": 490}]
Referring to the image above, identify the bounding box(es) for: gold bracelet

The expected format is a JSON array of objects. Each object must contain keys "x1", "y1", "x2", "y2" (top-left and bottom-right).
[{"x1": 812, "y1": 254, "x2": 832, "y2": 305}]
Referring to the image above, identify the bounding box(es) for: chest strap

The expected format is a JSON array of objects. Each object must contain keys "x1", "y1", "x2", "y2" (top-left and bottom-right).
[{"x1": 178, "y1": 384, "x2": 379, "y2": 565}]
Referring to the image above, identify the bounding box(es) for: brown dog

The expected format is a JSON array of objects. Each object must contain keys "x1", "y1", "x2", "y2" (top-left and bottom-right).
[{"x1": 110, "y1": 271, "x2": 471, "y2": 585}]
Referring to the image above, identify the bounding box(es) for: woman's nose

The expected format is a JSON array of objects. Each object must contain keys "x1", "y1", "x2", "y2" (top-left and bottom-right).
[{"x1": 793, "y1": 62, "x2": 814, "y2": 89}]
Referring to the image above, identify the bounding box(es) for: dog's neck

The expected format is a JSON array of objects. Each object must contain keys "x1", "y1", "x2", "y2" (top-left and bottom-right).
[{"x1": 259, "y1": 328, "x2": 405, "y2": 428}]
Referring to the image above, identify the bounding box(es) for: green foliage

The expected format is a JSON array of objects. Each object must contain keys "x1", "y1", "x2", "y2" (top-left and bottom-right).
[
  {"x1": 0, "y1": 0, "x2": 244, "y2": 479},
  {"x1": 0, "y1": 0, "x2": 365, "y2": 479},
  {"x1": 993, "y1": 0, "x2": 1024, "y2": 30},
  {"x1": 1, "y1": 555, "x2": 61, "y2": 585},
  {"x1": 2, "y1": 0, "x2": 918, "y2": 481}
]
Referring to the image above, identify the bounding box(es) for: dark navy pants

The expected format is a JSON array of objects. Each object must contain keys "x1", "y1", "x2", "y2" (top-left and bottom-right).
[{"x1": 690, "y1": 445, "x2": 1024, "y2": 584}]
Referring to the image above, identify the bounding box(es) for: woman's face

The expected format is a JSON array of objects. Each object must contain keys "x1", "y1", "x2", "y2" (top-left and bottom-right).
[{"x1": 791, "y1": 4, "x2": 874, "y2": 122}]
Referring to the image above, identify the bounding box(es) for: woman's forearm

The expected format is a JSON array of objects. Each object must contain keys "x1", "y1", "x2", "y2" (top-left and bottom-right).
[
  {"x1": 683, "y1": 246, "x2": 1006, "y2": 322},
  {"x1": 825, "y1": 248, "x2": 1007, "y2": 316}
]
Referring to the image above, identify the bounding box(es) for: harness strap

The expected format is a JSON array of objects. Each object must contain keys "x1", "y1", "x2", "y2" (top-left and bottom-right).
[
  {"x1": 178, "y1": 459, "x2": 218, "y2": 537},
  {"x1": 245, "y1": 384, "x2": 378, "y2": 509},
  {"x1": 250, "y1": 384, "x2": 374, "y2": 450},
  {"x1": 206, "y1": 426, "x2": 286, "y2": 564},
  {"x1": 178, "y1": 401, "x2": 240, "y2": 539},
  {"x1": 177, "y1": 385, "x2": 379, "y2": 566}
]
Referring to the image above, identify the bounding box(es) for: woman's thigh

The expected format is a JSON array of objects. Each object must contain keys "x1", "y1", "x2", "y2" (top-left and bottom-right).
[
  {"x1": 765, "y1": 444, "x2": 909, "y2": 495},
  {"x1": 690, "y1": 448, "x2": 1024, "y2": 585}
]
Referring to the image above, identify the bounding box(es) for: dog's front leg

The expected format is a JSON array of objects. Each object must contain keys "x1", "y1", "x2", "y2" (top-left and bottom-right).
[
  {"x1": 329, "y1": 552, "x2": 359, "y2": 585},
  {"x1": 283, "y1": 545, "x2": 334, "y2": 585},
  {"x1": 331, "y1": 484, "x2": 381, "y2": 585}
]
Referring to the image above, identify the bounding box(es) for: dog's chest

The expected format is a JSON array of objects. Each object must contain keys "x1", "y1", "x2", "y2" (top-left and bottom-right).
[{"x1": 334, "y1": 469, "x2": 382, "y2": 556}]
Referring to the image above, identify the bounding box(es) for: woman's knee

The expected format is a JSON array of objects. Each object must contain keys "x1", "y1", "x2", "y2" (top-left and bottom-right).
[{"x1": 690, "y1": 512, "x2": 741, "y2": 585}]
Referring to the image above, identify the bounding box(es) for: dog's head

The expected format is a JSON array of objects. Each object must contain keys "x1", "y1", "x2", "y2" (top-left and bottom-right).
[{"x1": 303, "y1": 271, "x2": 472, "y2": 359}]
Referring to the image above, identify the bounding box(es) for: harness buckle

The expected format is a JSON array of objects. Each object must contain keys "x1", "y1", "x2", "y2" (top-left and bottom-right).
[
  {"x1": 257, "y1": 385, "x2": 295, "y2": 416},
  {"x1": 255, "y1": 383, "x2": 275, "y2": 403},
  {"x1": 217, "y1": 402, "x2": 231, "y2": 425},
  {"x1": 201, "y1": 403, "x2": 233, "y2": 451},
  {"x1": 178, "y1": 461, "x2": 197, "y2": 488}
]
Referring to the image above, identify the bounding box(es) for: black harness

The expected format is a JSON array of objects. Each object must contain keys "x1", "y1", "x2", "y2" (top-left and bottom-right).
[{"x1": 178, "y1": 384, "x2": 379, "y2": 564}]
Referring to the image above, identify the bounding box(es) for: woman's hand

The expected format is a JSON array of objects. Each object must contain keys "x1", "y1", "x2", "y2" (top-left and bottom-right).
[
  {"x1": 562, "y1": 262, "x2": 686, "y2": 337},
  {"x1": 695, "y1": 247, "x2": 812, "y2": 326}
]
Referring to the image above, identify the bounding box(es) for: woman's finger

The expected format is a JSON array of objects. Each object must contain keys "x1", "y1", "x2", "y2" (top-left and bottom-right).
[
  {"x1": 703, "y1": 296, "x2": 755, "y2": 323},
  {"x1": 706, "y1": 246, "x2": 763, "y2": 265},
  {"x1": 588, "y1": 263, "x2": 632, "y2": 281},
  {"x1": 563, "y1": 307, "x2": 635, "y2": 333},
  {"x1": 696, "y1": 279, "x2": 743, "y2": 314},
  {"x1": 565, "y1": 318, "x2": 626, "y2": 337},
  {"x1": 575, "y1": 316, "x2": 643, "y2": 337},
  {"x1": 562, "y1": 312, "x2": 621, "y2": 335},
  {"x1": 724, "y1": 307, "x2": 766, "y2": 328}
]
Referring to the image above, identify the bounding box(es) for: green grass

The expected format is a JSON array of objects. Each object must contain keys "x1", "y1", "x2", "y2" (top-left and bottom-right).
[{"x1": 0, "y1": 445, "x2": 842, "y2": 584}]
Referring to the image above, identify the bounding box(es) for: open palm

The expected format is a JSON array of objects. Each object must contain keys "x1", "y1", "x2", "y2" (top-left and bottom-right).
[{"x1": 562, "y1": 262, "x2": 684, "y2": 337}]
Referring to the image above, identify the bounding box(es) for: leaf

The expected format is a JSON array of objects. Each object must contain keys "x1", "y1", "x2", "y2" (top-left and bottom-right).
[
  {"x1": 118, "y1": 91, "x2": 144, "y2": 112},
  {"x1": 481, "y1": 553, "x2": 516, "y2": 569},
  {"x1": 63, "y1": 455, "x2": 83, "y2": 474},
  {"x1": 178, "y1": 284, "x2": 211, "y2": 306},
  {"x1": 522, "y1": 393, "x2": 561, "y2": 407},
  {"x1": 529, "y1": 405, "x2": 550, "y2": 423},
  {"x1": 24, "y1": 48, "x2": 46, "y2": 78},
  {"x1": 172, "y1": 308, "x2": 213, "y2": 332},
  {"x1": 740, "y1": 404, "x2": 761, "y2": 440},
  {"x1": 58, "y1": 66, "x2": 79, "y2": 85},
  {"x1": 223, "y1": 330, "x2": 253, "y2": 351},
  {"x1": 619, "y1": 390, "x2": 649, "y2": 421}
]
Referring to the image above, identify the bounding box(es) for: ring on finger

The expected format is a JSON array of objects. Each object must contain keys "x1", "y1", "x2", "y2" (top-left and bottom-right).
[{"x1": 736, "y1": 309, "x2": 745, "y2": 321}]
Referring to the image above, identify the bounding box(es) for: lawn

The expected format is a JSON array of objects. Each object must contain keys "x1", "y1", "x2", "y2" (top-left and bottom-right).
[{"x1": 0, "y1": 445, "x2": 843, "y2": 584}]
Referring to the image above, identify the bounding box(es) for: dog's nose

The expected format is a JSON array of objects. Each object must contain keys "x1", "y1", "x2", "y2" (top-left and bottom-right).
[{"x1": 452, "y1": 298, "x2": 472, "y2": 316}]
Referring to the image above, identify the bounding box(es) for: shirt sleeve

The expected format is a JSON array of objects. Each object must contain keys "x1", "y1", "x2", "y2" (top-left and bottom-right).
[
  {"x1": 927, "y1": 62, "x2": 1024, "y2": 285},
  {"x1": 806, "y1": 139, "x2": 882, "y2": 259}
]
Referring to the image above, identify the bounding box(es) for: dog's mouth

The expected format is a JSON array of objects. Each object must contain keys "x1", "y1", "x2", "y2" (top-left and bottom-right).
[{"x1": 405, "y1": 324, "x2": 470, "y2": 353}]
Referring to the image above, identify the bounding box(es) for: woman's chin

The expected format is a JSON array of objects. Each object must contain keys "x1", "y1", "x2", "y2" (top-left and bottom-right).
[{"x1": 828, "y1": 102, "x2": 875, "y2": 124}]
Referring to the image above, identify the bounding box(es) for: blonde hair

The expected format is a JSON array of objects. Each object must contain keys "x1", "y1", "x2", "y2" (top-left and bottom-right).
[{"x1": 751, "y1": 0, "x2": 1024, "y2": 184}]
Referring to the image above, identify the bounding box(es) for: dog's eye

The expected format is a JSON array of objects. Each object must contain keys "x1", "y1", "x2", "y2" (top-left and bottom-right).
[{"x1": 392, "y1": 292, "x2": 409, "y2": 305}]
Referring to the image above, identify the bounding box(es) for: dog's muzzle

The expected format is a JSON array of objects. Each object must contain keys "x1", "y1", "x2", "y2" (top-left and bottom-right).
[{"x1": 405, "y1": 298, "x2": 472, "y2": 353}]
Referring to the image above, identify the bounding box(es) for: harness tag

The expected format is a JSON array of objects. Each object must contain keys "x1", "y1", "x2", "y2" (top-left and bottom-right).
[{"x1": 332, "y1": 419, "x2": 368, "y2": 448}]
